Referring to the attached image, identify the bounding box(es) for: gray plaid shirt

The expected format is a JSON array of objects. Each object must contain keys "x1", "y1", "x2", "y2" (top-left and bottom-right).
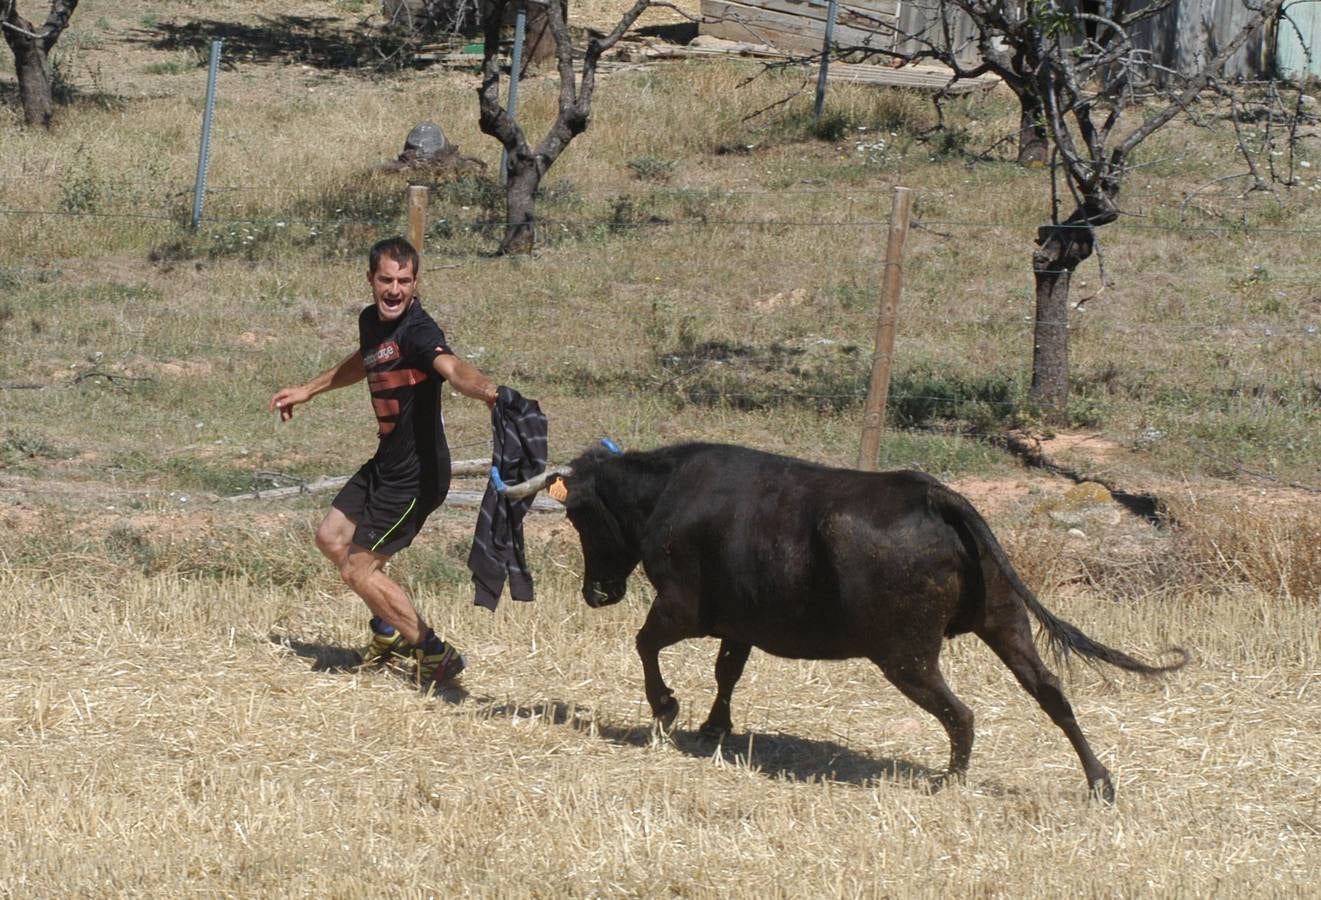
[{"x1": 468, "y1": 386, "x2": 549, "y2": 610}]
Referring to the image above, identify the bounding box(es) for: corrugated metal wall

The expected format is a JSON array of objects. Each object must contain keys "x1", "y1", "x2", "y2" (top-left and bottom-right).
[
  {"x1": 1120, "y1": 0, "x2": 1273, "y2": 81},
  {"x1": 894, "y1": 0, "x2": 982, "y2": 66},
  {"x1": 1275, "y1": 0, "x2": 1321, "y2": 79},
  {"x1": 698, "y1": 0, "x2": 1311, "y2": 81},
  {"x1": 889, "y1": 0, "x2": 1303, "y2": 81}
]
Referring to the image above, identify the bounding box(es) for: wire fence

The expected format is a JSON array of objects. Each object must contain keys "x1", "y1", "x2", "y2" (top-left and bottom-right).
[{"x1": 2, "y1": 178, "x2": 1317, "y2": 484}]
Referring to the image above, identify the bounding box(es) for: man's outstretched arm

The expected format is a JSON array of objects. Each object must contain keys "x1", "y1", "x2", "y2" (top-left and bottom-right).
[
  {"x1": 269, "y1": 351, "x2": 366, "y2": 421},
  {"x1": 434, "y1": 353, "x2": 498, "y2": 409}
]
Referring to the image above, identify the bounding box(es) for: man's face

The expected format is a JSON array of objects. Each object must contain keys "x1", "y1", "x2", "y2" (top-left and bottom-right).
[{"x1": 368, "y1": 255, "x2": 418, "y2": 322}]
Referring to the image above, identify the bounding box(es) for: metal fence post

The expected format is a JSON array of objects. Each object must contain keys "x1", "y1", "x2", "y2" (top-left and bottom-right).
[
  {"x1": 813, "y1": 0, "x2": 840, "y2": 125},
  {"x1": 191, "y1": 39, "x2": 222, "y2": 230},
  {"x1": 500, "y1": 1, "x2": 529, "y2": 184},
  {"x1": 857, "y1": 186, "x2": 913, "y2": 471}
]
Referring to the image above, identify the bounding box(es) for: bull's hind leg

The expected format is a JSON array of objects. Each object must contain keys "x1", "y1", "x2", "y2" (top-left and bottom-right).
[
  {"x1": 873, "y1": 654, "x2": 975, "y2": 784},
  {"x1": 976, "y1": 615, "x2": 1115, "y2": 802},
  {"x1": 700, "y1": 639, "x2": 752, "y2": 738}
]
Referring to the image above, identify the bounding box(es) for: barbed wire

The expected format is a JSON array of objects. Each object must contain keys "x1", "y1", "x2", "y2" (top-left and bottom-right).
[
  {"x1": 0, "y1": 270, "x2": 1312, "y2": 338},
  {"x1": 2, "y1": 170, "x2": 1316, "y2": 209},
  {"x1": 5, "y1": 170, "x2": 1315, "y2": 203},
  {"x1": 8, "y1": 373, "x2": 1311, "y2": 414},
  {"x1": 2, "y1": 168, "x2": 1317, "y2": 204},
  {"x1": 2, "y1": 188, "x2": 1314, "y2": 446},
  {"x1": 3, "y1": 204, "x2": 1321, "y2": 241}
]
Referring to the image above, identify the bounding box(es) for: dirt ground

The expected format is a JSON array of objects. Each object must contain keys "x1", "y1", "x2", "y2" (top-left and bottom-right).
[{"x1": 7, "y1": 427, "x2": 1310, "y2": 565}]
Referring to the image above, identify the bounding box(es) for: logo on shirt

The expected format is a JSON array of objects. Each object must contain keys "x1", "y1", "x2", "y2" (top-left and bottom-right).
[{"x1": 364, "y1": 341, "x2": 400, "y2": 368}]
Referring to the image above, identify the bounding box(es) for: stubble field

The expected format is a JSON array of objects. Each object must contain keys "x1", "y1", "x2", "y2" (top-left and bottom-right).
[{"x1": 1, "y1": 0, "x2": 1319, "y2": 896}]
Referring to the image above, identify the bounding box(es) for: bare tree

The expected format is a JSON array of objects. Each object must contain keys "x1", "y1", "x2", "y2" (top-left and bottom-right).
[
  {"x1": 2, "y1": 0, "x2": 80, "y2": 128},
  {"x1": 477, "y1": 0, "x2": 651, "y2": 254},
  {"x1": 837, "y1": 0, "x2": 1293, "y2": 419}
]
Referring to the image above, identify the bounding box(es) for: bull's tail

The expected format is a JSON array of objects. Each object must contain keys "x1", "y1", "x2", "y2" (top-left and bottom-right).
[{"x1": 933, "y1": 485, "x2": 1187, "y2": 676}]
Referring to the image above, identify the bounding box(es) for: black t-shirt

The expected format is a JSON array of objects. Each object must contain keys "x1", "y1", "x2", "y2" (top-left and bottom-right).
[{"x1": 358, "y1": 299, "x2": 453, "y2": 489}]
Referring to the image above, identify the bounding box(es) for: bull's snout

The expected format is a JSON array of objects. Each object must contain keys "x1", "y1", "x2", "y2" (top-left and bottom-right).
[{"x1": 584, "y1": 580, "x2": 627, "y2": 608}]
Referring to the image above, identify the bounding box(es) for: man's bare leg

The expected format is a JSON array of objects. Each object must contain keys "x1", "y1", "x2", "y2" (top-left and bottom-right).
[{"x1": 315, "y1": 506, "x2": 429, "y2": 645}]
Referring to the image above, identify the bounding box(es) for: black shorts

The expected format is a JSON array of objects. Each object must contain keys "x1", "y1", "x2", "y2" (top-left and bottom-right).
[{"x1": 331, "y1": 460, "x2": 444, "y2": 557}]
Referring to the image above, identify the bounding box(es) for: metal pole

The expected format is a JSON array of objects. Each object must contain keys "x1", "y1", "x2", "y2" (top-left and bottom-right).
[
  {"x1": 406, "y1": 185, "x2": 428, "y2": 255},
  {"x1": 500, "y1": 2, "x2": 528, "y2": 184},
  {"x1": 813, "y1": 0, "x2": 840, "y2": 124},
  {"x1": 191, "y1": 39, "x2": 222, "y2": 230},
  {"x1": 857, "y1": 186, "x2": 913, "y2": 472}
]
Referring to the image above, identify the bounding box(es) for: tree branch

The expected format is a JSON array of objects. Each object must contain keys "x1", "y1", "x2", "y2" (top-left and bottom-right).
[
  {"x1": 1113, "y1": 0, "x2": 1286, "y2": 159},
  {"x1": 40, "y1": 0, "x2": 78, "y2": 51}
]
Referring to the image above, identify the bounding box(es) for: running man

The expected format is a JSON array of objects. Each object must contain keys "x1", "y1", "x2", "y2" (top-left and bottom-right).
[{"x1": 269, "y1": 236, "x2": 499, "y2": 690}]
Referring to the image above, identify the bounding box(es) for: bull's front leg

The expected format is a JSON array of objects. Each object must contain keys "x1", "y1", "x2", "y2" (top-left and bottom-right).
[{"x1": 634, "y1": 595, "x2": 698, "y2": 732}]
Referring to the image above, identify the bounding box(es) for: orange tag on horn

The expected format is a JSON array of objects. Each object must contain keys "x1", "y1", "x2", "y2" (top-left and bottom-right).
[{"x1": 548, "y1": 479, "x2": 569, "y2": 503}]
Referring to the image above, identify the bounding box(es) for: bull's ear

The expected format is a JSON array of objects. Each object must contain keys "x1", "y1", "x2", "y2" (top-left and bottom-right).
[{"x1": 547, "y1": 476, "x2": 569, "y2": 503}]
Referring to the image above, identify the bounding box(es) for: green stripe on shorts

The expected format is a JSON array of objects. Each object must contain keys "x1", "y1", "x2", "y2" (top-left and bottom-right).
[{"x1": 372, "y1": 498, "x2": 417, "y2": 552}]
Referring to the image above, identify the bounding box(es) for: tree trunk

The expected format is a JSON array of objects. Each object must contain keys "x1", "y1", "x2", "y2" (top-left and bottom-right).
[
  {"x1": 3, "y1": 10, "x2": 56, "y2": 128},
  {"x1": 1029, "y1": 220, "x2": 1095, "y2": 420},
  {"x1": 1029, "y1": 263, "x2": 1071, "y2": 418},
  {"x1": 477, "y1": 0, "x2": 648, "y2": 254},
  {"x1": 4, "y1": 1, "x2": 80, "y2": 128},
  {"x1": 1016, "y1": 96, "x2": 1047, "y2": 166},
  {"x1": 500, "y1": 153, "x2": 541, "y2": 255}
]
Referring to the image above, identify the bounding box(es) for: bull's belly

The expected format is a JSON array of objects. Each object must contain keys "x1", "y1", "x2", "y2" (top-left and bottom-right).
[
  {"x1": 709, "y1": 621, "x2": 863, "y2": 661},
  {"x1": 704, "y1": 585, "x2": 964, "y2": 662}
]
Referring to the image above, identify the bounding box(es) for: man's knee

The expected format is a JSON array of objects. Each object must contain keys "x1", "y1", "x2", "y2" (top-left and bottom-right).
[
  {"x1": 315, "y1": 527, "x2": 344, "y2": 562},
  {"x1": 315, "y1": 513, "x2": 353, "y2": 562},
  {"x1": 338, "y1": 547, "x2": 383, "y2": 592}
]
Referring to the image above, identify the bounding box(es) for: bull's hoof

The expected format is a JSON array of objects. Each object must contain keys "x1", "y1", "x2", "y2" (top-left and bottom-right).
[
  {"x1": 929, "y1": 769, "x2": 967, "y2": 794},
  {"x1": 653, "y1": 693, "x2": 679, "y2": 733},
  {"x1": 698, "y1": 718, "x2": 731, "y2": 740},
  {"x1": 1090, "y1": 776, "x2": 1116, "y2": 804}
]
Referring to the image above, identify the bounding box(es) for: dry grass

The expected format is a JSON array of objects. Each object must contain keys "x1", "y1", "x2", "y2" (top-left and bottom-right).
[
  {"x1": 2, "y1": 1, "x2": 1320, "y2": 895},
  {"x1": 1, "y1": 511, "x2": 1318, "y2": 897},
  {"x1": 1167, "y1": 494, "x2": 1321, "y2": 602}
]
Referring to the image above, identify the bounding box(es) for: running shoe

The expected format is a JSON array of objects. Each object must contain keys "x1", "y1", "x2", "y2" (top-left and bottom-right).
[
  {"x1": 415, "y1": 639, "x2": 466, "y2": 690},
  {"x1": 356, "y1": 618, "x2": 411, "y2": 669}
]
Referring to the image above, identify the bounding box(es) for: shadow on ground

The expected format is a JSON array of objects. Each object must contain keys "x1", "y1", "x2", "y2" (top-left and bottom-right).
[
  {"x1": 477, "y1": 697, "x2": 939, "y2": 789},
  {"x1": 267, "y1": 639, "x2": 937, "y2": 789},
  {"x1": 635, "y1": 23, "x2": 698, "y2": 43},
  {"x1": 271, "y1": 633, "x2": 362, "y2": 671},
  {"x1": 269, "y1": 632, "x2": 470, "y2": 702},
  {"x1": 0, "y1": 81, "x2": 128, "y2": 117},
  {"x1": 124, "y1": 16, "x2": 428, "y2": 70}
]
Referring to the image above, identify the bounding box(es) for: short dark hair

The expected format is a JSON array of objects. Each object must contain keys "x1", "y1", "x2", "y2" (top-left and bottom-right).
[{"x1": 369, "y1": 237, "x2": 419, "y2": 277}]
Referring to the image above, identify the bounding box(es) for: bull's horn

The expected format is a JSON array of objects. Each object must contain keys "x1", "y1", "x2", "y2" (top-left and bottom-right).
[{"x1": 494, "y1": 465, "x2": 572, "y2": 500}]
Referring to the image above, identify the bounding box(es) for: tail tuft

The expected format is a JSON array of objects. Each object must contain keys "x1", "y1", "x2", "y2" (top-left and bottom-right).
[
  {"x1": 1026, "y1": 594, "x2": 1188, "y2": 676},
  {"x1": 933, "y1": 481, "x2": 1187, "y2": 679}
]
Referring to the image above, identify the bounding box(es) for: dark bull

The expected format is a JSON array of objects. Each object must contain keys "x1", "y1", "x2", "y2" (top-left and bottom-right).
[{"x1": 502, "y1": 442, "x2": 1186, "y2": 800}]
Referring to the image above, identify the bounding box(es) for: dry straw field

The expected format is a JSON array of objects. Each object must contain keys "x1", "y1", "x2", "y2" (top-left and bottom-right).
[{"x1": 2, "y1": 0, "x2": 1319, "y2": 896}]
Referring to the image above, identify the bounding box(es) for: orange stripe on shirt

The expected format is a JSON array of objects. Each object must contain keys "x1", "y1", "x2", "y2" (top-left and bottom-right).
[
  {"x1": 368, "y1": 368, "x2": 428, "y2": 391},
  {"x1": 372, "y1": 397, "x2": 400, "y2": 435}
]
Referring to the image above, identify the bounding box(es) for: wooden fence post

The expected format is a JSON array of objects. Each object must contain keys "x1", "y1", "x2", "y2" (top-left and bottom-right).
[
  {"x1": 857, "y1": 185, "x2": 913, "y2": 471},
  {"x1": 406, "y1": 184, "x2": 428, "y2": 254}
]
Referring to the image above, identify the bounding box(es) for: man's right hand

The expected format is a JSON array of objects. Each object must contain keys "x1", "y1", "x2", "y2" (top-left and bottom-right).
[{"x1": 269, "y1": 386, "x2": 309, "y2": 422}]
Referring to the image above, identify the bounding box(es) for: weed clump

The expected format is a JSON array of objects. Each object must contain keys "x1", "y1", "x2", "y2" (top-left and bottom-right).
[{"x1": 1168, "y1": 497, "x2": 1321, "y2": 601}]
